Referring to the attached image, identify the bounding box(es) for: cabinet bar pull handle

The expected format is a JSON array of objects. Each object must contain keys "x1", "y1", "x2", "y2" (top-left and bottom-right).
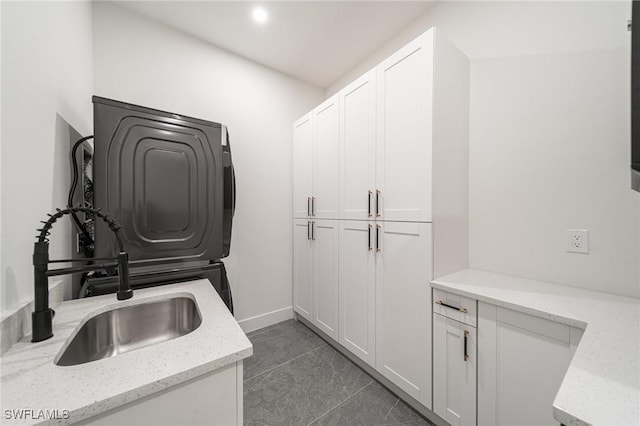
[
  {"x1": 311, "y1": 221, "x2": 315, "y2": 240},
  {"x1": 307, "y1": 221, "x2": 311, "y2": 240},
  {"x1": 464, "y1": 330, "x2": 469, "y2": 361},
  {"x1": 376, "y1": 225, "x2": 381, "y2": 252},
  {"x1": 375, "y1": 190, "x2": 381, "y2": 218},
  {"x1": 312, "y1": 197, "x2": 316, "y2": 216},
  {"x1": 435, "y1": 300, "x2": 468, "y2": 313},
  {"x1": 368, "y1": 191, "x2": 372, "y2": 217},
  {"x1": 307, "y1": 197, "x2": 311, "y2": 216},
  {"x1": 368, "y1": 224, "x2": 372, "y2": 251}
]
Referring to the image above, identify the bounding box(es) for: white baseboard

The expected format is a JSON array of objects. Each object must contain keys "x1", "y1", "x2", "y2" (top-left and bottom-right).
[{"x1": 237, "y1": 306, "x2": 294, "y2": 333}]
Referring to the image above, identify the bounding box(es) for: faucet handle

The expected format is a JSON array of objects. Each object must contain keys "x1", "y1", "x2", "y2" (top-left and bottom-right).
[{"x1": 116, "y1": 252, "x2": 133, "y2": 301}]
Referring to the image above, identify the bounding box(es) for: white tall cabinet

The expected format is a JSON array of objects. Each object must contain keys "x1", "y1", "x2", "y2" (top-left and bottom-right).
[
  {"x1": 338, "y1": 70, "x2": 379, "y2": 368},
  {"x1": 293, "y1": 95, "x2": 340, "y2": 340},
  {"x1": 293, "y1": 27, "x2": 469, "y2": 413}
]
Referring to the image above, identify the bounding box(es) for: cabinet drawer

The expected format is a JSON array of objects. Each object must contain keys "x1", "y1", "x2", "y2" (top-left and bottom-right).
[{"x1": 433, "y1": 288, "x2": 477, "y2": 327}]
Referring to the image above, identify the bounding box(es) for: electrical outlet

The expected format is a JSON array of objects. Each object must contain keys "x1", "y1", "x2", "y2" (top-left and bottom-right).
[{"x1": 566, "y1": 229, "x2": 589, "y2": 254}]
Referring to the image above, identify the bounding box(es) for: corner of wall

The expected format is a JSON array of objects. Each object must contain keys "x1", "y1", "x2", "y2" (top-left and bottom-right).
[{"x1": 1, "y1": 1, "x2": 94, "y2": 315}]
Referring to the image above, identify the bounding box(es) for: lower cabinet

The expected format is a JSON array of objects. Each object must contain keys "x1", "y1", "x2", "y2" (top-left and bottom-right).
[
  {"x1": 375, "y1": 222, "x2": 432, "y2": 408},
  {"x1": 293, "y1": 218, "x2": 339, "y2": 340},
  {"x1": 298, "y1": 220, "x2": 433, "y2": 409},
  {"x1": 432, "y1": 290, "x2": 585, "y2": 426},
  {"x1": 477, "y1": 302, "x2": 582, "y2": 426},
  {"x1": 313, "y1": 220, "x2": 339, "y2": 339},
  {"x1": 297, "y1": 222, "x2": 587, "y2": 424},
  {"x1": 81, "y1": 362, "x2": 243, "y2": 425},
  {"x1": 293, "y1": 219, "x2": 313, "y2": 322},
  {"x1": 433, "y1": 313, "x2": 477, "y2": 426},
  {"x1": 338, "y1": 220, "x2": 376, "y2": 367}
]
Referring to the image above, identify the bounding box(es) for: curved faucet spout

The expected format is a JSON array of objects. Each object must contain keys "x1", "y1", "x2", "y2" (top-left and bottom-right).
[{"x1": 32, "y1": 206, "x2": 132, "y2": 342}]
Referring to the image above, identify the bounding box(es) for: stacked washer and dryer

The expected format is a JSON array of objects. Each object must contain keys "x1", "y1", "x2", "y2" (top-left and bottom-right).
[{"x1": 75, "y1": 96, "x2": 235, "y2": 312}]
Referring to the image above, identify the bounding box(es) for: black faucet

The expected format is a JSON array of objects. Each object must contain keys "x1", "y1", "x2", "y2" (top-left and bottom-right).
[{"x1": 32, "y1": 207, "x2": 132, "y2": 342}]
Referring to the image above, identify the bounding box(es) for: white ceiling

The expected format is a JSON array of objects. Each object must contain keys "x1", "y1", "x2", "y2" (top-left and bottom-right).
[{"x1": 114, "y1": 1, "x2": 436, "y2": 88}]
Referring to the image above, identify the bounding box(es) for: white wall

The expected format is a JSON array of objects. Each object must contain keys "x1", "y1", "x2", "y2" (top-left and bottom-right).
[
  {"x1": 1, "y1": 1, "x2": 94, "y2": 317},
  {"x1": 329, "y1": 1, "x2": 640, "y2": 298},
  {"x1": 93, "y1": 3, "x2": 324, "y2": 324}
]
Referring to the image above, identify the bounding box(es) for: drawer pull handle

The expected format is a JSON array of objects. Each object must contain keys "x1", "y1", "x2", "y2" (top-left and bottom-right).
[
  {"x1": 307, "y1": 197, "x2": 311, "y2": 216},
  {"x1": 375, "y1": 189, "x2": 381, "y2": 217},
  {"x1": 368, "y1": 224, "x2": 372, "y2": 251},
  {"x1": 435, "y1": 300, "x2": 468, "y2": 313},
  {"x1": 464, "y1": 330, "x2": 469, "y2": 362},
  {"x1": 368, "y1": 191, "x2": 372, "y2": 217}
]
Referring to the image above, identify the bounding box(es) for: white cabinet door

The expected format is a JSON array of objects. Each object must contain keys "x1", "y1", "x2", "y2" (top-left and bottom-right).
[
  {"x1": 293, "y1": 114, "x2": 313, "y2": 218},
  {"x1": 313, "y1": 219, "x2": 339, "y2": 340},
  {"x1": 433, "y1": 314, "x2": 476, "y2": 426},
  {"x1": 376, "y1": 31, "x2": 433, "y2": 222},
  {"x1": 339, "y1": 220, "x2": 376, "y2": 366},
  {"x1": 340, "y1": 71, "x2": 376, "y2": 221},
  {"x1": 478, "y1": 303, "x2": 574, "y2": 426},
  {"x1": 313, "y1": 96, "x2": 339, "y2": 219},
  {"x1": 293, "y1": 219, "x2": 313, "y2": 322},
  {"x1": 375, "y1": 221, "x2": 432, "y2": 407},
  {"x1": 85, "y1": 363, "x2": 242, "y2": 426}
]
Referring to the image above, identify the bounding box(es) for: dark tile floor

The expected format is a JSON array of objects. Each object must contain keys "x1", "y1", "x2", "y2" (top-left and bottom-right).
[{"x1": 243, "y1": 319, "x2": 432, "y2": 426}]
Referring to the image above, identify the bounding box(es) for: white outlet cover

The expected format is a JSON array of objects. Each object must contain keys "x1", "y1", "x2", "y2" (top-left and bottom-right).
[{"x1": 566, "y1": 229, "x2": 589, "y2": 254}]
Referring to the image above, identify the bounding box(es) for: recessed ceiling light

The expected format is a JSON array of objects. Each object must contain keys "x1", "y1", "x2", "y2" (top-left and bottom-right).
[{"x1": 252, "y1": 7, "x2": 268, "y2": 24}]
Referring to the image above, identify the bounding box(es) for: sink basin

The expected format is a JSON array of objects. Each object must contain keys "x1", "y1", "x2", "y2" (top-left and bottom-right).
[{"x1": 55, "y1": 296, "x2": 202, "y2": 366}]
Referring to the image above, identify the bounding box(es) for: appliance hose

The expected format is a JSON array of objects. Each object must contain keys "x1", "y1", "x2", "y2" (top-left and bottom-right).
[{"x1": 68, "y1": 135, "x2": 95, "y2": 251}]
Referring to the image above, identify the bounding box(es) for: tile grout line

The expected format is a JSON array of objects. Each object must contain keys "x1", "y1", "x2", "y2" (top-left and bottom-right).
[
  {"x1": 243, "y1": 342, "x2": 328, "y2": 382},
  {"x1": 383, "y1": 397, "x2": 400, "y2": 421},
  {"x1": 304, "y1": 380, "x2": 375, "y2": 426}
]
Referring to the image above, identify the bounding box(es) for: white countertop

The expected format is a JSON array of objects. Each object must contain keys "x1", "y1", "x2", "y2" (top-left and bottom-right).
[
  {"x1": 0, "y1": 279, "x2": 252, "y2": 425},
  {"x1": 431, "y1": 269, "x2": 640, "y2": 426}
]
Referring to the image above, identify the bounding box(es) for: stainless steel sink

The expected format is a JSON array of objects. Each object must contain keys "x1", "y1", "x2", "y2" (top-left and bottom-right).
[{"x1": 55, "y1": 296, "x2": 202, "y2": 366}]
